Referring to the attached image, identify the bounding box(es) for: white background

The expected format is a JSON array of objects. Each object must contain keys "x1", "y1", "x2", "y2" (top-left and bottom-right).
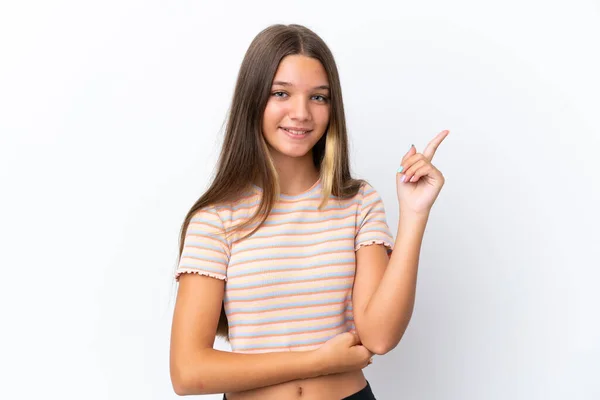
[{"x1": 1, "y1": 1, "x2": 599, "y2": 399}]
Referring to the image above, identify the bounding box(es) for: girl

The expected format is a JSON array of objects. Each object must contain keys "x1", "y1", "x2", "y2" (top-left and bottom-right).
[{"x1": 170, "y1": 24, "x2": 448, "y2": 399}]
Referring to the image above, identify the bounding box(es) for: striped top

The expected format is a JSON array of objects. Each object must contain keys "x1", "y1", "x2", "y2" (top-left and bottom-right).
[{"x1": 175, "y1": 178, "x2": 394, "y2": 353}]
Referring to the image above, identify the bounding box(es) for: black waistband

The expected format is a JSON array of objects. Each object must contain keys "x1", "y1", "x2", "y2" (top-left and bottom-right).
[{"x1": 223, "y1": 380, "x2": 375, "y2": 400}]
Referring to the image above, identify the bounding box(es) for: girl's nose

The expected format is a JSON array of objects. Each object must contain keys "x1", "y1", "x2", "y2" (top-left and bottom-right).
[{"x1": 289, "y1": 97, "x2": 311, "y2": 121}]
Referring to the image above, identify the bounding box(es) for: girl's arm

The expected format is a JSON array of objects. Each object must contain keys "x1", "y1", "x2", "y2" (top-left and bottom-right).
[
  {"x1": 353, "y1": 131, "x2": 447, "y2": 354},
  {"x1": 170, "y1": 273, "x2": 370, "y2": 395},
  {"x1": 352, "y1": 211, "x2": 429, "y2": 355},
  {"x1": 171, "y1": 347, "x2": 322, "y2": 396}
]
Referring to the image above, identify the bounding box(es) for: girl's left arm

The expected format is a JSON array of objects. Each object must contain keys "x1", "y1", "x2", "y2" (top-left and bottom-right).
[
  {"x1": 353, "y1": 129, "x2": 449, "y2": 355},
  {"x1": 352, "y1": 211, "x2": 429, "y2": 355}
]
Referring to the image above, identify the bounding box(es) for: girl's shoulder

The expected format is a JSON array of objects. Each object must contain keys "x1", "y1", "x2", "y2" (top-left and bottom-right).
[
  {"x1": 210, "y1": 188, "x2": 260, "y2": 222},
  {"x1": 343, "y1": 179, "x2": 381, "y2": 203}
]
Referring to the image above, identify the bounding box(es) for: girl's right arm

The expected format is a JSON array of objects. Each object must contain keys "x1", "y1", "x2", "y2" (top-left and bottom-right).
[{"x1": 170, "y1": 273, "x2": 372, "y2": 396}]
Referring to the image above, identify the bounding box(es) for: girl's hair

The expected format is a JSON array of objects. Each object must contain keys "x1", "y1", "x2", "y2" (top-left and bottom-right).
[{"x1": 177, "y1": 24, "x2": 366, "y2": 340}]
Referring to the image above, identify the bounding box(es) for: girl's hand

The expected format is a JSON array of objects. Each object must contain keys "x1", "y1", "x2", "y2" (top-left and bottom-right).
[
  {"x1": 396, "y1": 130, "x2": 449, "y2": 215},
  {"x1": 313, "y1": 332, "x2": 374, "y2": 375}
]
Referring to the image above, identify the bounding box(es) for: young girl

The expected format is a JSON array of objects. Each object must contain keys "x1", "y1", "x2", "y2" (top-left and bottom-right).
[{"x1": 170, "y1": 24, "x2": 449, "y2": 399}]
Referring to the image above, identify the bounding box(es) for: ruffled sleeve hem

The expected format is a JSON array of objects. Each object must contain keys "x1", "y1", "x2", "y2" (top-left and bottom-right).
[
  {"x1": 174, "y1": 268, "x2": 227, "y2": 282},
  {"x1": 355, "y1": 240, "x2": 394, "y2": 253}
]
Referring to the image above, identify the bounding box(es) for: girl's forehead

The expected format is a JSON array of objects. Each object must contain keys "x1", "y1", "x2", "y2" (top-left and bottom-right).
[{"x1": 272, "y1": 55, "x2": 329, "y2": 89}]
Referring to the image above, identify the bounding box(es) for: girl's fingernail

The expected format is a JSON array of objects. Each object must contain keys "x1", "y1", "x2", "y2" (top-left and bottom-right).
[
  {"x1": 397, "y1": 166, "x2": 404, "y2": 173},
  {"x1": 400, "y1": 175, "x2": 406, "y2": 182},
  {"x1": 409, "y1": 144, "x2": 414, "y2": 152},
  {"x1": 410, "y1": 175, "x2": 417, "y2": 182}
]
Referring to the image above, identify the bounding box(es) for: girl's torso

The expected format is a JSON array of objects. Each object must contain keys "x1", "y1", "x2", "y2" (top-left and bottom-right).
[
  {"x1": 226, "y1": 369, "x2": 367, "y2": 400},
  {"x1": 220, "y1": 183, "x2": 364, "y2": 354}
]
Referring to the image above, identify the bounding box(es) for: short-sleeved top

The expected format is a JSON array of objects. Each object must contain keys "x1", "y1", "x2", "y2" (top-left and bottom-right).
[{"x1": 175, "y1": 179, "x2": 394, "y2": 354}]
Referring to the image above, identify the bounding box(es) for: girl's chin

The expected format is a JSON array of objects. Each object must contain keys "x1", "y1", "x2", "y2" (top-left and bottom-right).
[{"x1": 269, "y1": 143, "x2": 312, "y2": 159}]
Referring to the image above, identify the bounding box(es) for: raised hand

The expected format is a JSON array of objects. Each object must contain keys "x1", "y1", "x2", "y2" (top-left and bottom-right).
[{"x1": 396, "y1": 130, "x2": 449, "y2": 215}]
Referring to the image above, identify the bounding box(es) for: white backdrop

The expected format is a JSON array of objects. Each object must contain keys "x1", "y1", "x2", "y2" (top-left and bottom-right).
[{"x1": 1, "y1": 1, "x2": 599, "y2": 399}]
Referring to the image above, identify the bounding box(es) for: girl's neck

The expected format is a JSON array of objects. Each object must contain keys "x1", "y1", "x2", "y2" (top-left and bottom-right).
[{"x1": 269, "y1": 152, "x2": 320, "y2": 196}]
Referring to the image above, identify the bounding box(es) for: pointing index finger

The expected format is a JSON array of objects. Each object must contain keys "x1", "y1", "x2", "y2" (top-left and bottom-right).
[{"x1": 423, "y1": 130, "x2": 450, "y2": 161}]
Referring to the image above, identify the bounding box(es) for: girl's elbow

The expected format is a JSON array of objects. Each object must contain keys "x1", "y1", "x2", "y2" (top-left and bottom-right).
[
  {"x1": 171, "y1": 366, "x2": 191, "y2": 396},
  {"x1": 172, "y1": 380, "x2": 189, "y2": 396},
  {"x1": 368, "y1": 340, "x2": 395, "y2": 356},
  {"x1": 170, "y1": 360, "x2": 208, "y2": 396},
  {"x1": 357, "y1": 328, "x2": 396, "y2": 355},
  {"x1": 171, "y1": 374, "x2": 210, "y2": 396},
  {"x1": 364, "y1": 333, "x2": 403, "y2": 355}
]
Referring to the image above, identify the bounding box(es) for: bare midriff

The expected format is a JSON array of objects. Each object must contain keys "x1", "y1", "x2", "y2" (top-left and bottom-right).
[{"x1": 225, "y1": 369, "x2": 367, "y2": 400}]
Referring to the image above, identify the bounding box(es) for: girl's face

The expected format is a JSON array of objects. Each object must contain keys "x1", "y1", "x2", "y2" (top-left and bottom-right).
[{"x1": 261, "y1": 55, "x2": 331, "y2": 161}]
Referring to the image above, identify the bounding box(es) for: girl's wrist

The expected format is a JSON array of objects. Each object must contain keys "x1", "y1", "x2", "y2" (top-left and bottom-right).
[
  {"x1": 398, "y1": 208, "x2": 430, "y2": 222},
  {"x1": 396, "y1": 210, "x2": 429, "y2": 241},
  {"x1": 307, "y1": 348, "x2": 330, "y2": 377}
]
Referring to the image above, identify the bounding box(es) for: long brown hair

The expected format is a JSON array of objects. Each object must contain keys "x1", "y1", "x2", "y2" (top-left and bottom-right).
[{"x1": 177, "y1": 24, "x2": 366, "y2": 340}]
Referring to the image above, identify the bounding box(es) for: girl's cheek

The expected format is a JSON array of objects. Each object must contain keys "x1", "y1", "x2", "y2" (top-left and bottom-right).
[
  {"x1": 266, "y1": 103, "x2": 285, "y2": 119},
  {"x1": 314, "y1": 108, "x2": 330, "y2": 125}
]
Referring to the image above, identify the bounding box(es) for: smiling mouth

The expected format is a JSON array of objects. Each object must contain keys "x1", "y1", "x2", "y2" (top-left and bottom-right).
[{"x1": 280, "y1": 127, "x2": 312, "y2": 135}]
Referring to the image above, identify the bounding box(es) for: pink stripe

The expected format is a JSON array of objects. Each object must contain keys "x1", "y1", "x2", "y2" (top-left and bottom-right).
[{"x1": 226, "y1": 298, "x2": 348, "y2": 317}]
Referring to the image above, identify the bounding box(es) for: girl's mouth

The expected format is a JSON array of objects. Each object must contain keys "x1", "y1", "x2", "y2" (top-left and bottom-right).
[{"x1": 280, "y1": 127, "x2": 312, "y2": 138}]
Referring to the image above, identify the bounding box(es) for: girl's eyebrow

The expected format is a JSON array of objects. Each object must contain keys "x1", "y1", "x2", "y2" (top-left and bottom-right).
[{"x1": 272, "y1": 81, "x2": 330, "y2": 91}]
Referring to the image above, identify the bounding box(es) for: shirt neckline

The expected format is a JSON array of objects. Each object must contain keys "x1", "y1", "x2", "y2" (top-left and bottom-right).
[{"x1": 252, "y1": 177, "x2": 321, "y2": 200}]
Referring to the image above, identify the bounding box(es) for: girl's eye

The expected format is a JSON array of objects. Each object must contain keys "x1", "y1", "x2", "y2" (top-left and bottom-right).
[
  {"x1": 271, "y1": 92, "x2": 328, "y2": 102},
  {"x1": 312, "y1": 95, "x2": 328, "y2": 102}
]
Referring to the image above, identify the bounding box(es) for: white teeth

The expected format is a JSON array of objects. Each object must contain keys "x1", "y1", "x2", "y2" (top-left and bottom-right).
[{"x1": 282, "y1": 128, "x2": 309, "y2": 135}]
